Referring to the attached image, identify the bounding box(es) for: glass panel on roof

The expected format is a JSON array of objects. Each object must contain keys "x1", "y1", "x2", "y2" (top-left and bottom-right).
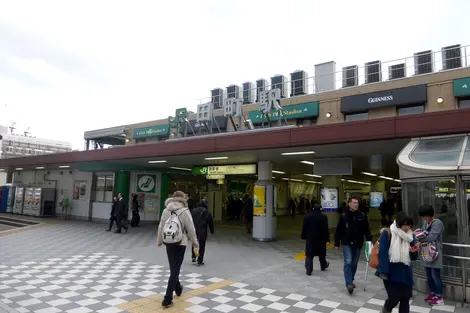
[
  {"x1": 413, "y1": 136, "x2": 465, "y2": 154},
  {"x1": 410, "y1": 151, "x2": 461, "y2": 166},
  {"x1": 461, "y1": 150, "x2": 470, "y2": 165}
]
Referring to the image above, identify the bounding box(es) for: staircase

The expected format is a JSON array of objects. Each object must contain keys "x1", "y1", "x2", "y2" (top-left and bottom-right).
[{"x1": 0, "y1": 215, "x2": 39, "y2": 231}]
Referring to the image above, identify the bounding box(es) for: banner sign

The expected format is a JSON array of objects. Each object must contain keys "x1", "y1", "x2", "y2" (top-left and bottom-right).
[
  {"x1": 320, "y1": 187, "x2": 338, "y2": 212},
  {"x1": 253, "y1": 185, "x2": 266, "y2": 216}
]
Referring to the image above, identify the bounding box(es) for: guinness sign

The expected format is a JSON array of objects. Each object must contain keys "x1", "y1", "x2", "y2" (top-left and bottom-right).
[
  {"x1": 368, "y1": 95, "x2": 393, "y2": 103},
  {"x1": 341, "y1": 84, "x2": 427, "y2": 113}
]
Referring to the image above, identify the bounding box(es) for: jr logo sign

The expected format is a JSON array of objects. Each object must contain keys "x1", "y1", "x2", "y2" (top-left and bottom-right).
[{"x1": 136, "y1": 174, "x2": 157, "y2": 193}]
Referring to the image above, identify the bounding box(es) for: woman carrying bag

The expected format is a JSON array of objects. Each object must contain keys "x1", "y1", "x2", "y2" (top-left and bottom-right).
[{"x1": 375, "y1": 212, "x2": 419, "y2": 313}]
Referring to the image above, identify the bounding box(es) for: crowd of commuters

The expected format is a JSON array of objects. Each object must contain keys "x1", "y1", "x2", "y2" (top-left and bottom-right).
[
  {"x1": 301, "y1": 196, "x2": 445, "y2": 312},
  {"x1": 105, "y1": 191, "x2": 445, "y2": 311}
]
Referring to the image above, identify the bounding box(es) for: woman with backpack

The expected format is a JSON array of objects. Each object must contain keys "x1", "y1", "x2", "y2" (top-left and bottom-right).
[
  {"x1": 157, "y1": 191, "x2": 198, "y2": 308},
  {"x1": 375, "y1": 212, "x2": 419, "y2": 313}
]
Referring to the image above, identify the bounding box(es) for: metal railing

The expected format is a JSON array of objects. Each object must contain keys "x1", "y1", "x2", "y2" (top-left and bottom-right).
[
  {"x1": 197, "y1": 44, "x2": 470, "y2": 105},
  {"x1": 442, "y1": 242, "x2": 470, "y2": 302}
]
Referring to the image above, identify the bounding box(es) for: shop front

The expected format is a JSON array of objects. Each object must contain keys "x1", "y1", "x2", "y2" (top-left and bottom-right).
[
  {"x1": 397, "y1": 134, "x2": 470, "y2": 302},
  {"x1": 341, "y1": 84, "x2": 428, "y2": 120}
]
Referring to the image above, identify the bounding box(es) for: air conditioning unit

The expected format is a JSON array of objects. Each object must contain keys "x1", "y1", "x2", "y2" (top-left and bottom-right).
[
  {"x1": 256, "y1": 79, "x2": 268, "y2": 103},
  {"x1": 226, "y1": 84, "x2": 241, "y2": 99},
  {"x1": 414, "y1": 50, "x2": 434, "y2": 75},
  {"x1": 211, "y1": 88, "x2": 224, "y2": 109},
  {"x1": 197, "y1": 102, "x2": 212, "y2": 122},
  {"x1": 342, "y1": 65, "x2": 358, "y2": 88},
  {"x1": 242, "y1": 82, "x2": 255, "y2": 104},
  {"x1": 270, "y1": 75, "x2": 288, "y2": 98},
  {"x1": 365, "y1": 61, "x2": 381, "y2": 84},
  {"x1": 388, "y1": 63, "x2": 406, "y2": 80},
  {"x1": 442, "y1": 44, "x2": 462, "y2": 70},
  {"x1": 290, "y1": 70, "x2": 308, "y2": 96}
]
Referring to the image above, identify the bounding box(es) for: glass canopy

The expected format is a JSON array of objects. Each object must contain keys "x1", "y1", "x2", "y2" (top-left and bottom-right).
[{"x1": 398, "y1": 134, "x2": 470, "y2": 172}]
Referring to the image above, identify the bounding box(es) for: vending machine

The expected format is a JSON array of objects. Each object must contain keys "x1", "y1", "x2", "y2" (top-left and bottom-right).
[
  {"x1": 22, "y1": 187, "x2": 35, "y2": 216},
  {"x1": 1, "y1": 186, "x2": 16, "y2": 213},
  {"x1": 13, "y1": 187, "x2": 24, "y2": 214},
  {"x1": 30, "y1": 188, "x2": 56, "y2": 217}
]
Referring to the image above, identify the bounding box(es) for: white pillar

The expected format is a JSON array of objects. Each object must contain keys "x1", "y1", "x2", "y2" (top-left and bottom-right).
[{"x1": 253, "y1": 161, "x2": 277, "y2": 241}]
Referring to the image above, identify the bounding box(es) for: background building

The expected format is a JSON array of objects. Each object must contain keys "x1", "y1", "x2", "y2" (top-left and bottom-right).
[{"x1": 0, "y1": 126, "x2": 73, "y2": 159}]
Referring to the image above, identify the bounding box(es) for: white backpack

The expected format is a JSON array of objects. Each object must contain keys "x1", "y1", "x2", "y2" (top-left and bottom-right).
[{"x1": 162, "y1": 209, "x2": 187, "y2": 245}]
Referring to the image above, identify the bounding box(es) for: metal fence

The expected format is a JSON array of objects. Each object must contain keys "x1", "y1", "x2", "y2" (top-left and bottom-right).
[{"x1": 197, "y1": 44, "x2": 470, "y2": 105}]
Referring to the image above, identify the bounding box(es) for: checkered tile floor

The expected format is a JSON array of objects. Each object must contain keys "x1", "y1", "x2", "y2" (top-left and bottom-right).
[
  {"x1": 0, "y1": 221, "x2": 465, "y2": 313},
  {"x1": 0, "y1": 253, "x2": 220, "y2": 313},
  {"x1": 182, "y1": 282, "x2": 459, "y2": 313}
]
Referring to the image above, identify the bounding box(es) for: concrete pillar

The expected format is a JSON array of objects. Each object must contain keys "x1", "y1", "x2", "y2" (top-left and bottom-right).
[
  {"x1": 160, "y1": 173, "x2": 169, "y2": 216},
  {"x1": 253, "y1": 161, "x2": 277, "y2": 241},
  {"x1": 6, "y1": 170, "x2": 14, "y2": 183},
  {"x1": 321, "y1": 175, "x2": 343, "y2": 227}
]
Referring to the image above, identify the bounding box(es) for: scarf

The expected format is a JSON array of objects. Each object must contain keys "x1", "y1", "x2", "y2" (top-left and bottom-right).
[{"x1": 388, "y1": 221, "x2": 414, "y2": 265}]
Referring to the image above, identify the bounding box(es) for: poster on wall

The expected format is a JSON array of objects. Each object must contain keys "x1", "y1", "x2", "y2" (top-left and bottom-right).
[
  {"x1": 370, "y1": 192, "x2": 384, "y2": 208},
  {"x1": 136, "y1": 174, "x2": 157, "y2": 193},
  {"x1": 320, "y1": 187, "x2": 338, "y2": 212},
  {"x1": 253, "y1": 185, "x2": 266, "y2": 216},
  {"x1": 73, "y1": 181, "x2": 87, "y2": 200}
]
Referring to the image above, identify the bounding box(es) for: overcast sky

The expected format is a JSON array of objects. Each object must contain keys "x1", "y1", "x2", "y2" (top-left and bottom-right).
[{"x1": 0, "y1": 0, "x2": 469, "y2": 150}]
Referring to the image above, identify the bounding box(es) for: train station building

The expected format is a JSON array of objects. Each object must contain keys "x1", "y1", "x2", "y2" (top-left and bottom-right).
[{"x1": 1, "y1": 45, "x2": 470, "y2": 301}]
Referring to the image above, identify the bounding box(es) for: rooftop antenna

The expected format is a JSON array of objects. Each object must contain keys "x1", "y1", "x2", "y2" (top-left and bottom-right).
[{"x1": 9, "y1": 121, "x2": 16, "y2": 134}]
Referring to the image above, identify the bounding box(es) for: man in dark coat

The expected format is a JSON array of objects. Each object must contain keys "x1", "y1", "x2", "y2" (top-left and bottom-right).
[
  {"x1": 115, "y1": 193, "x2": 129, "y2": 234},
  {"x1": 301, "y1": 204, "x2": 330, "y2": 276},
  {"x1": 106, "y1": 196, "x2": 118, "y2": 232},
  {"x1": 191, "y1": 198, "x2": 214, "y2": 265}
]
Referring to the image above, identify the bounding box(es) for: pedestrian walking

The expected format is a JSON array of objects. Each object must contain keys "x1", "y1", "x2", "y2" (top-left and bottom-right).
[
  {"x1": 131, "y1": 194, "x2": 140, "y2": 227},
  {"x1": 301, "y1": 204, "x2": 330, "y2": 275},
  {"x1": 157, "y1": 191, "x2": 198, "y2": 308},
  {"x1": 191, "y1": 197, "x2": 215, "y2": 265},
  {"x1": 114, "y1": 193, "x2": 129, "y2": 233},
  {"x1": 334, "y1": 196, "x2": 373, "y2": 294},
  {"x1": 106, "y1": 196, "x2": 118, "y2": 232},
  {"x1": 376, "y1": 212, "x2": 419, "y2": 313}
]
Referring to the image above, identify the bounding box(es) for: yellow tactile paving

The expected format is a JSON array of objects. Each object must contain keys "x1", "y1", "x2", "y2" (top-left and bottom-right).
[{"x1": 117, "y1": 280, "x2": 233, "y2": 313}]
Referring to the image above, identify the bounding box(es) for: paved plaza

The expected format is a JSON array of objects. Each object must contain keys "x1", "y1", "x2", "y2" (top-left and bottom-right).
[{"x1": 0, "y1": 217, "x2": 467, "y2": 313}]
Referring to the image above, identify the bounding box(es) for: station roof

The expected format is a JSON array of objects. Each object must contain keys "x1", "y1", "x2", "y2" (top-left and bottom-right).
[{"x1": 2, "y1": 108, "x2": 470, "y2": 181}]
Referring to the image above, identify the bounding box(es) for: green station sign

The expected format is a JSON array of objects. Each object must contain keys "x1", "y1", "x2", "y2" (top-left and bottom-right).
[
  {"x1": 192, "y1": 166, "x2": 208, "y2": 175},
  {"x1": 454, "y1": 77, "x2": 470, "y2": 97},
  {"x1": 248, "y1": 101, "x2": 319, "y2": 124},
  {"x1": 133, "y1": 124, "x2": 170, "y2": 139}
]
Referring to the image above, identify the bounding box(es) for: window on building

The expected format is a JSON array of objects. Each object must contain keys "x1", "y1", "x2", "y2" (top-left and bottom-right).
[
  {"x1": 296, "y1": 119, "x2": 317, "y2": 127},
  {"x1": 397, "y1": 104, "x2": 425, "y2": 116},
  {"x1": 6, "y1": 146, "x2": 13, "y2": 153},
  {"x1": 93, "y1": 175, "x2": 114, "y2": 202},
  {"x1": 458, "y1": 98, "x2": 470, "y2": 109},
  {"x1": 345, "y1": 112, "x2": 369, "y2": 122}
]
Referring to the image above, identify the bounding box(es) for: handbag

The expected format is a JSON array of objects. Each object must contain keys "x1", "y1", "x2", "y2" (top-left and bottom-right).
[{"x1": 420, "y1": 222, "x2": 439, "y2": 263}]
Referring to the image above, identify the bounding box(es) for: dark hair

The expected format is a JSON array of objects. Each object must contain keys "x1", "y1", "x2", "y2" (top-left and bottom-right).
[
  {"x1": 348, "y1": 196, "x2": 360, "y2": 203},
  {"x1": 396, "y1": 211, "x2": 413, "y2": 228},
  {"x1": 313, "y1": 204, "x2": 322, "y2": 211},
  {"x1": 132, "y1": 194, "x2": 138, "y2": 201},
  {"x1": 380, "y1": 218, "x2": 391, "y2": 228},
  {"x1": 418, "y1": 205, "x2": 434, "y2": 217}
]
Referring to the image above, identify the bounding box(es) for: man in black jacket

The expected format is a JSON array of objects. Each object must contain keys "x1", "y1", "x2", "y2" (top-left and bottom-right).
[
  {"x1": 115, "y1": 193, "x2": 129, "y2": 234},
  {"x1": 191, "y1": 198, "x2": 214, "y2": 265},
  {"x1": 301, "y1": 204, "x2": 330, "y2": 276},
  {"x1": 334, "y1": 196, "x2": 372, "y2": 294},
  {"x1": 106, "y1": 196, "x2": 118, "y2": 232}
]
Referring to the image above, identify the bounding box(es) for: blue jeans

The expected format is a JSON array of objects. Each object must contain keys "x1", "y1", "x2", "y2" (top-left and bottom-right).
[
  {"x1": 425, "y1": 267, "x2": 443, "y2": 297},
  {"x1": 343, "y1": 245, "x2": 361, "y2": 287}
]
